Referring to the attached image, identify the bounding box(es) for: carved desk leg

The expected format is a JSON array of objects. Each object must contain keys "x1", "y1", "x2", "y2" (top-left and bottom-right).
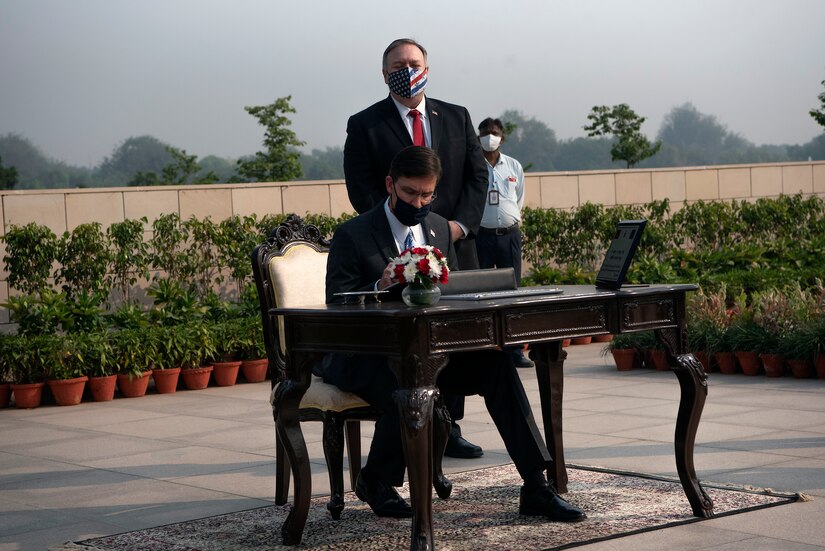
[
  {"x1": 656, "y1": 328, "x2": 715, "y2": 518},
  {"x1": 273, "y1": 351, "x2": 313, "y2": 545},
  {"x1": 390, "y1": 351, "x2": 448, "y2": 551},
  {"x1": 394, "y1": 386, "x2": 438, "y2": 551},
  {"x1": 530, "y1": 341, "x2": 568, "y2": 493}
]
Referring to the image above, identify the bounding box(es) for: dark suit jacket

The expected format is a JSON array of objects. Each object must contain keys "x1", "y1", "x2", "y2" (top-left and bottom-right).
[
  {"x1": 343, "y1": 95, "x2": 488, "y2": 239},
  {"x1": 325, "y1": 202, "x2": 457, "y2": 304}
]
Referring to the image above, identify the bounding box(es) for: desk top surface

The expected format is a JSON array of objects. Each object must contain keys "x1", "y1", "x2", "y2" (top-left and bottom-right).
[{"x1": 273, "y1": 284, "x2": 697, "y2": 317}]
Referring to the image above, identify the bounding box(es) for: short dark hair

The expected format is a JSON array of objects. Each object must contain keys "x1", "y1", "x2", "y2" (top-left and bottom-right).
[
  {"x1": 478, "y1": 117, "x2": 504, "y2": 134},
  {"x1": 389, "y1": 146, "x2": 442, "y2": 183},
  {"x1": 382, "y1": 38, "x2": 428, "y2": 70}
]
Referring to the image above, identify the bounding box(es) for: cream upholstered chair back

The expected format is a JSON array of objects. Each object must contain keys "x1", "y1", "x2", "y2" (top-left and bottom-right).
[{"x1": 267, "y1": 243, "x2": 328, "y2": 356}]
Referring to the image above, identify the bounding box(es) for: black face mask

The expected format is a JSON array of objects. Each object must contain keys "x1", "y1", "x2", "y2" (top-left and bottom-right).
[{"x1": 391, "y1": 190, "x2": 431, "y2": 226}]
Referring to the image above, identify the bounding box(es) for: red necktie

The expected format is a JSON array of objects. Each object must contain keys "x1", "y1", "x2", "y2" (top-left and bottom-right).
[{"x1": 409, "y1": 109, "x2": 424, "y2": 146}]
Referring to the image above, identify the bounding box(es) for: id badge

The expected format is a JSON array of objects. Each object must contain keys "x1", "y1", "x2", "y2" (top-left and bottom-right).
[{"x1": 488, "y1": 190, "x2": 500, "y2": 205}]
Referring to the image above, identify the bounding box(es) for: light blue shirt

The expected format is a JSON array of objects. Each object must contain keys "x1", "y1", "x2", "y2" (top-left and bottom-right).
[{"x1": 480, "y1": 152, "x2": 525, "y2": 229}]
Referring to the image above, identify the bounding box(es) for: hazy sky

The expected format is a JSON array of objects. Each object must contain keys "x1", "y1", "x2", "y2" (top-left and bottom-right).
[{"x1": 2, "y1": 0, "x2": 824, "y2": 167}]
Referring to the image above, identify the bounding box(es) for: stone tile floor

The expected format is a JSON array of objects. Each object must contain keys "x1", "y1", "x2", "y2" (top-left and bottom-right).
[{"x1": 1, "y1": 343, "x2": 823, "y2": 550}]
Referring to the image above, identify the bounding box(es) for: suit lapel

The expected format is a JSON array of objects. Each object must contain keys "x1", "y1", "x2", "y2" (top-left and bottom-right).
[
  {"x1": 421, "y1": 217, "x2": 446, "y2": 251},
  {"x1": 380, "y1": 96, "x2": 413, "y2": 147},
  {"x1": 426, "y1": 97, "x2": 442, "y2": 151},
  {"x1": 370, "y1": 204, "x2": 399, "y2": 261}
]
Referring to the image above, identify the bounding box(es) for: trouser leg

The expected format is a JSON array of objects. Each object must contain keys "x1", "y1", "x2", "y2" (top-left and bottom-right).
[{"x1": 437, "y1": 350, "x2": 549, "y2": 480}]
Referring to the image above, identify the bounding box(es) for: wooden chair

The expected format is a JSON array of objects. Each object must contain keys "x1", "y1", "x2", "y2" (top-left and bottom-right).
[
  {"x1": 252, "y1": 215, "x2": 377, "y2": 519},
  {"x1": 252, "y1": 215, "x2": 454, "y2": 520}
]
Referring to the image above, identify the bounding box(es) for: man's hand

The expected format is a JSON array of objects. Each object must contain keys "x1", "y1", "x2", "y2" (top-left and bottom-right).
[
  {"x1": 448, "y1": 220, "x2": 465, "y2": 242},
  {"x1": 378, "y1": 262, "x2": 395, "y2": 290}
]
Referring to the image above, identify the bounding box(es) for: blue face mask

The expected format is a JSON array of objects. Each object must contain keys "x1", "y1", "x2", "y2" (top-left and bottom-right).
[
  {"x1": 391, "y1": 188, "x2": 431, "y2": 226},
  {"x1": 387, "y1": 66, "x2": 428, "y2": 98}
]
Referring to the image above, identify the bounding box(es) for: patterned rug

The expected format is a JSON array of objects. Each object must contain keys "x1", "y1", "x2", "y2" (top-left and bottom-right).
[{"x1": 59, "y1": 464, "x2": 802, "y2": 551}]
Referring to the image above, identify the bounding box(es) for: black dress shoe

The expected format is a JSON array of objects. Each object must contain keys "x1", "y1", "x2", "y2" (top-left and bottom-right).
[
  {"x1": 519, "y1": 483, "x2": 586, "y2": 522},
  {"x1": 444, "y1": 429, "x2": 483, "y2": 459},
  {"x1": 354, "y1": 471, "x2": 412, "y2": 518},
  {"x1": 511, "y1": 353, "x2": 535, "y2": 368}
]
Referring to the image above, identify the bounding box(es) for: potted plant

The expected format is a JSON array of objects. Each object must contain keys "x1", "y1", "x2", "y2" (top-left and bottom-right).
[
  {"x1": 174, "y1": 322, "x2": 216, "y2": 390},
  {"x1": 149, "y1": 326, "x2": 182, "y2": 394},
  {"x1": 7, "y1": 335, "x2": 49, "y2": 408},
  {"x1": 73, "y1": 332, "x2": 117, "y2": 401},
  {"x1": 811, "y1": 283, "x2": 825, "y2": 379},
  {"x1": 687, "y1": 286, "x2": 729, "y2": 373},
  {"x1": 209, "y1": 318, "x2": 245, "y2": 386},
  {"x1": 110, "y1": 328, "x2": 155, "y2": 397},
  {"x1": 725, "y1": 293, "x2": 765, "y2": 376},
  {"x1": 813, "y1": 318, "x2": 825, "y2": 380},
  {"x1": 0, "y1": 335, "x2": 13, "y2": 408},
  {"x1": 604, "y1": 332, "x2": 641, "y2": 371},
  {"x1": 751, "y1": 289, "x2": 789, "y2": 377},
  {"x1": 239, "y1": 315, "x2": 268, "y2": 383},
  {"x1": 45, "y1": 335, "x2": 88, "y2": 406},
  {"x1": 779, "y1": 322, "x2": 816, "y2": 379}
]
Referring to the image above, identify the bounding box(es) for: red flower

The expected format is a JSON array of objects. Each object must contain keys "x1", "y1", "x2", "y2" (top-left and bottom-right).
[
  {"x1": 417, "y1": 258, "x2": 431, "y2": 275},
  {"x1": 393, "y1": 263, "x2": 407, "y2": 283}
]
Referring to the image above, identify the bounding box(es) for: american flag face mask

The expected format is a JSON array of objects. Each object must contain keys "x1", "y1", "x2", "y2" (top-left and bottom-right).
[{"x1": 387, "y1": 66, "x2": 428, "y2": 98}]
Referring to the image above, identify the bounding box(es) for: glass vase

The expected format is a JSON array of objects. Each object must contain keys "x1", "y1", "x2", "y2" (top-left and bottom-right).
[{"x1": 401, "y1": 283, "x2": 441, "y2": 307}]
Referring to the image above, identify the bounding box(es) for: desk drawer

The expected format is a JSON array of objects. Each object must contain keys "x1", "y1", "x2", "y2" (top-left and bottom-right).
[
  {"x1": 504, "y1": 302, "x2": 609, "y2": 343},
  {"x1": 428, "y1": 315, "x2": 497, "y2": 353},
  {"x1": 619, "y1": 297, "x2": 677, "y2": 331}
]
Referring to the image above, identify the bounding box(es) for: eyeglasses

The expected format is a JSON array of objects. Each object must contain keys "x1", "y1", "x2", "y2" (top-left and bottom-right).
[{"x1": 393, "y1": 183, "x2": 437, "y2": 204}]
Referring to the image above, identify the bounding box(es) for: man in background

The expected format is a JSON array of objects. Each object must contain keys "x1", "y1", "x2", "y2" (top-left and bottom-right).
[
  {"x1": 475, "y1": 117, "x2": 533, "y2": 368},
  {"x1": 343, "y1": 37, "x2": 488, "y2": 458}
]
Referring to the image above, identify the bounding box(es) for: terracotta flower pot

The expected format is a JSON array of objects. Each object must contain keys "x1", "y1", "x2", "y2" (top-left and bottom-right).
[
  {"x1": 693, "y1": 351, "x2": 712, "y2": 373},
  {"x1": 88, "y1": 375, "x2": 117, "y2": 402},
  {"x1": 571, "y1": 336, "x2": 592, "y2": 345},
  {"x1": 117, "y1": 371, "x2": 152, "y2": 398},
  {"x1": 181, "y1": 365, "x2": 213, "y2": 390},
  {"x1": 735, "y1": 351, "x2": 761, "y2": 376},
  {"x1": 240, "y1": 359, "x2": 268, "y2": 383},
  {"x1": 0, "y1": 383, "x2": 11, "y2": 408},
  {"x1": 212, "y1": 361, "x2": 241, "y2": 387},
  {"x1": 815, "y1": 354, "x2": 825, "y2": 380},
  {"x1": 787, "y1": 358, "x2": 814, "y2": 379},
  {"x1": 715, "y1": 352, "x2": 738, "y2": 374},
  {"x1": 760, "y1": 353, "x2": 785, "y2": 377},
  {"x1": 152, "y1": 367, "x2": 181, "y2": 394},
  {"x1": 592, "y1": 334, "x2": 613, "y2": 343},
  {"x1": 47, "y1": 376, "x2": 88, "y2": 406},
  {"x1": 646, "y1": 349, "x2": 669, "y2": 371},
  {"x1": 611, "y1": 348, "x2": 638, "y2": 371},
  {"x1": 11, "y1": 382, "x2": 45, "y2": 409}
]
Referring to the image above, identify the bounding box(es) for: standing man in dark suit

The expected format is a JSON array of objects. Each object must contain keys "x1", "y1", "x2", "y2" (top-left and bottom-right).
[
  {"x1": 344, "y1": 38, "x2": 488, "y2": 458},
  {"x1": 317, "y1": 146, "x2": 585, "y2": 523}
]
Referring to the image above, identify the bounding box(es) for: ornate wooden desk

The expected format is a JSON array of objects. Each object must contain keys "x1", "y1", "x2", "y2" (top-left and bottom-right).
[{"x1": 272, "y1": 284, "x2": 712, "y2": 550}]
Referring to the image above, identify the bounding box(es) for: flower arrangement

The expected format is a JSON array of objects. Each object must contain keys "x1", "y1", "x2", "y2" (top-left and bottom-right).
[{"x1": 391, "y1": 245, "x2": 449, "y2": 289}]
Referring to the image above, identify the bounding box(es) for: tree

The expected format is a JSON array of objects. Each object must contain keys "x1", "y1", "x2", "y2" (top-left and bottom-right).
[
  {"x1": 129, "y1": 146, "x2": 218, "y2": 186},
  {"x1": 811, "y1": 78, "x2": 825, "y2": 129},
  {"x1": 299, "y1": 147, "x2": 344, "y2": 180},
  {"x1": 0, "y1": 155, "x2": 18, "y2": 190},
  {"x1": 236, "y1": 96, "x2": 305, "y2": 182},
  {"x1": 0, "y1": 133, "x2": 92, "y2": 189},
  {"x1": 95, "y1": 135, "x2": 174, "y2": 186},
  {"x1": 497, "y1": 110, "x2": 557, "y2": 171},
  {"x1": 584, "y1": 103, "x2": 661, "y2": 168}
]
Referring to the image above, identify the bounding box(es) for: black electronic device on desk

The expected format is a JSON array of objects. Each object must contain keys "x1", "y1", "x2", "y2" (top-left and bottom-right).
[{"x1": 595, "y1": 219, "x2": 647, "y2": 290}]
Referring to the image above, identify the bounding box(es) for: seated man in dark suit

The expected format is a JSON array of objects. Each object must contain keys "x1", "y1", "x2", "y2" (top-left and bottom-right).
[{"x1": 314, "y1": 145, "x2": 585, "y2": 522}]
